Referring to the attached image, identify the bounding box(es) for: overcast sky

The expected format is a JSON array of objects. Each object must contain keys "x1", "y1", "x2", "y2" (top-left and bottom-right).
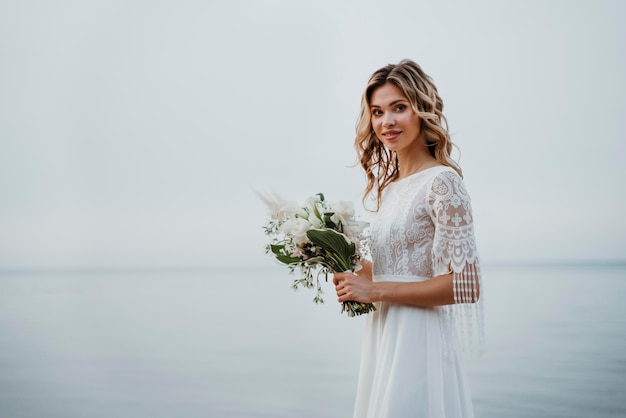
[{"x1": 0, "y1": 0, "x2": 624, "y2": 270}]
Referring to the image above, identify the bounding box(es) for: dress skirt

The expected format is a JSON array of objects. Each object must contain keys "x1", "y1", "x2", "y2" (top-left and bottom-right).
[{"x1": 352, "y1": 275, "x2": 474, "y2": 418}]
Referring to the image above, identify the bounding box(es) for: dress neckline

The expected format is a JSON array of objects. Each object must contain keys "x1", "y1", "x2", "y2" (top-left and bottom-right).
[{"x1": 394, "y1": 165, "x2": 448, "y2": 183}]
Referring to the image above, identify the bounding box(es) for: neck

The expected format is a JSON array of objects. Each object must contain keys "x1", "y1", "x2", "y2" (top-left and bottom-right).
[{"x1": 396, "y1": 150, "x2": 437, "y2": 179}]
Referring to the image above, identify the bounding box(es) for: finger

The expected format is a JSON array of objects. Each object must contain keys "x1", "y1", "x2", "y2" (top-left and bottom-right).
[{"x1": 333, "y1": 273, "x2": 349, "y2": 285}]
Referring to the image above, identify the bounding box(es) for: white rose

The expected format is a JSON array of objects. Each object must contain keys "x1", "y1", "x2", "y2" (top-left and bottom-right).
[{"x1": 280, "y1": 217, "x2": 312, "y2": 245}]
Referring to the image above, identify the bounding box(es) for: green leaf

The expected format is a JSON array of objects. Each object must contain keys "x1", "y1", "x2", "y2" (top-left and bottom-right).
[
  {"x1": 275, "y1": 254, "x2": 301, "y2": 265},
  {"x1": 306, "y1": 229, "x2": 355, "y2": 272},
  {"x1": 269, "y1": 244, "x2": 301, "y2": 265},
  {"x1": 323, "y1": 213, "x2": 337, "y2": 229},
  {"x1": 269, "y1": 244, "x2": 285, "y2": 255}
]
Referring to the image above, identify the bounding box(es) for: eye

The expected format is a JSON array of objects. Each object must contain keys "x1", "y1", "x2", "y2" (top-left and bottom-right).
[
  {"x1": 371, "y1": 109, "x2": 382, "y2": 116},
  {"x1": 395, "y1": 104, "x2": 407, "y2": 112}
]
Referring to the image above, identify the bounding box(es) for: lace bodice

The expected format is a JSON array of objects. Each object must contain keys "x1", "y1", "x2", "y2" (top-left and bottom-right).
[
  {"x1": 370, "y1": 166, "x2": 479, "y2": 279},
  {"x1": 369, "y1": 165, "x2": 484, "y2": 354}
]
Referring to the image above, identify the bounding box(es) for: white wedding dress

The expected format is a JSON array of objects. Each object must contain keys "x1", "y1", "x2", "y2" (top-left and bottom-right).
[{"x1": 353, "y1": 166, "x2": 483, "y2": 418}]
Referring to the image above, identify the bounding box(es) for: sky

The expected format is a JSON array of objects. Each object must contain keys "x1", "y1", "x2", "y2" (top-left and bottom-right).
[{"x1": 0, "y1": 0, "x2": 624, "y2": 270}]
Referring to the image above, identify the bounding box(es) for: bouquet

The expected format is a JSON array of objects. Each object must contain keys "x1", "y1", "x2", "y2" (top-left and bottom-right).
[{"x1": 260, "y1": 192, "x2": 375, "y2": 317}]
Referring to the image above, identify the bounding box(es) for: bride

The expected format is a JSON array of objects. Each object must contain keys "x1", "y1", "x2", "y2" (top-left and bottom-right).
[{"x1": 333, "y1": 59, "x2": 483, "y2": 418}]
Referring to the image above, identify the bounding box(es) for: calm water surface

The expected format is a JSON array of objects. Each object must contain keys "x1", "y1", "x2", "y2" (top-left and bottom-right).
[{"x1": 0, "y1": 263, "x2": 624, "y2": 417}]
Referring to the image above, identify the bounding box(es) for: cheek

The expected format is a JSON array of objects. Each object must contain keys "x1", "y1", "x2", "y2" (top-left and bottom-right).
[
  {"x1": 371, "y1": 120, "x2": 382, "y2": 137},
  {"x1": 411, "y1": 115, "x2": 422, "y2": 132}
]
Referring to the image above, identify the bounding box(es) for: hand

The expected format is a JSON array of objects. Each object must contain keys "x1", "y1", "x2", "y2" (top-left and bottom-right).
[
  {"x1": 333, "y1": 271, "x2": 377, "y2": 304},
  {"x1": 355, "y1": 259, "x2": 373, "y2": 280}
]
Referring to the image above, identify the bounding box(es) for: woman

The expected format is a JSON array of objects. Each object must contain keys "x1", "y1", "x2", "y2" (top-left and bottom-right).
[{"x1": 333, "y1": 60, "x2": 483, "y2": 418}]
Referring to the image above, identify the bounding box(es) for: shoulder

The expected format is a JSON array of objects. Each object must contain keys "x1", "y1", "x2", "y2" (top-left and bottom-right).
[
  {"x1": 428, "y1": 166, "x2": 463, "y2": 188},
  {"x1": 428, "y1": 167, "x2": 469, "y2": 201},
  {"x1": 429, "y1": 165, "x2": 461, "y2": 181}
]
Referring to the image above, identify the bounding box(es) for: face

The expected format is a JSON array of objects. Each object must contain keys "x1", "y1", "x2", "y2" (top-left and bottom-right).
[{"x1": 369, "y1": 83, "x2": 423, "y2": 154}]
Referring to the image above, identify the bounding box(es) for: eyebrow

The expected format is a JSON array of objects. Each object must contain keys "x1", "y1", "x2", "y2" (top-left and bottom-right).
[{"x1": 370, "y1": 99, "x2": 408, "y2": 108}]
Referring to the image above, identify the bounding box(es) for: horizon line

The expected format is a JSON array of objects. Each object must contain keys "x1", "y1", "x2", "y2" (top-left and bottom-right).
[{"x1": 0, "y1": 258, "x2": 625, "y2": 276}]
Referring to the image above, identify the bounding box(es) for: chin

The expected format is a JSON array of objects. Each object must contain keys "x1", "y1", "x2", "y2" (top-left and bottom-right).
[{"x1": 384, "y1": 142, "x2": 403, "y2": 152}]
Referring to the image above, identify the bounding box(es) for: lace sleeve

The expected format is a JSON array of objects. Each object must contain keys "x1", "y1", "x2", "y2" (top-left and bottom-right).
[{"x1": 429, "y1": 169, "x2": 484, "y2": 354}]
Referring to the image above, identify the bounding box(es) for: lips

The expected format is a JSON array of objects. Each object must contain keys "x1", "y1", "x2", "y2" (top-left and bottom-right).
[{"x1": 382, "y1": 130, "x2": 401, "y2": 140}]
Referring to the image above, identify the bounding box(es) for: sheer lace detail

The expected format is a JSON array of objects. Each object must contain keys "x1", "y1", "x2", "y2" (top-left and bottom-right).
[
  {"x1": 370, "y1": 173, "x2": 435, "y2": 279},
  {"x1": 430, "y1": 169, "x2": 484, "y2": 354},
  {"x1": 370, "y1": 166, "x2": 485, "y2": 354},
  {"x1": 429, "y1": 171, "x2": 478, "y2": 276}
]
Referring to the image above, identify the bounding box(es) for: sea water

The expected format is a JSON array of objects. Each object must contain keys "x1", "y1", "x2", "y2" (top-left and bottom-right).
[{"x1": 0, "y1": 263, "x2": 624, "y2": 418}]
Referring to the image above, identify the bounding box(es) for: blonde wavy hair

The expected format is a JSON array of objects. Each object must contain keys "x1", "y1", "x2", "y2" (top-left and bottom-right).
[{"x1": 355, "y1": 59, "x2": 461, "y2": 210}]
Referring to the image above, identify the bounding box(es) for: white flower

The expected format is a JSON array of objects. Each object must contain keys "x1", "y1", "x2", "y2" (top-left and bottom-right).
[
  {"x1": 305, "y1": 194, "x2": 323, "y2": 214},
  {"x1": 343, "y1": 220, "x2": 369, "y2": 235},
  {"x1": 278, "y1": 201, "x2": 307, "y2": 220},
  {"x1": 305, "y1": 195, "x2": 322, "y2": 209},
  {"x1": 280, "y1": 217, "x2": 312, "y2": 245},
  {"x1": 308, "y1": 214, "x2": 323, "y2": 228},
  {"x1": 329, "y1": 200, "x2": 355, "y2": 223}
]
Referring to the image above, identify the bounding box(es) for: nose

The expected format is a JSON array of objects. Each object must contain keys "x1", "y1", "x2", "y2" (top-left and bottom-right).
[{"x1": 382, "y1": 112, "x2": 395, "y2": 127}]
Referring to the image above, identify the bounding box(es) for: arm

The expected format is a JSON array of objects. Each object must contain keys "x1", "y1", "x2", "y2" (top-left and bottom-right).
[
  {"x1": 334, "y1": 264, "x2": 479, "y2": 307},
  {"x1": 333, "y1": 271, "x2": 453, "y2": 306}
]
